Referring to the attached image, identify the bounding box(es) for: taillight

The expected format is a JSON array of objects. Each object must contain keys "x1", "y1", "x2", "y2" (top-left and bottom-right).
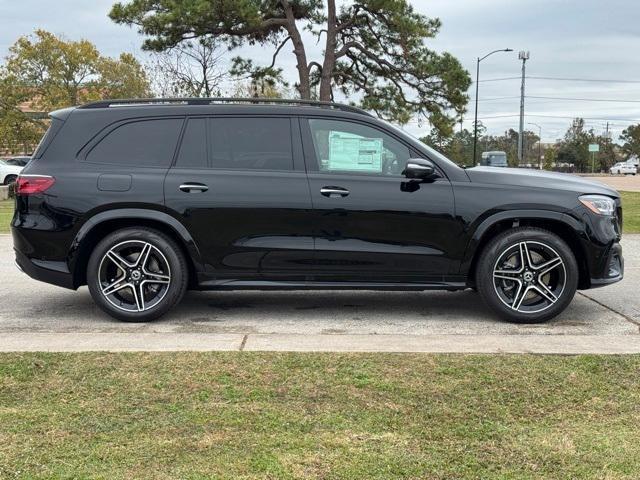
[{"x1": 15, "y1": 175, "x2": 55, "y2": 195}]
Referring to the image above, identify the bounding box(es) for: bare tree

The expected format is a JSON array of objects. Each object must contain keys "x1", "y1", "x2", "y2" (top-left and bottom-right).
[
  {"x1": 229, "y1": 78, "x2": 293, "y2": 99},
  {"x1": 148, "y1": 37, "x2": 226, "y2": 98}
]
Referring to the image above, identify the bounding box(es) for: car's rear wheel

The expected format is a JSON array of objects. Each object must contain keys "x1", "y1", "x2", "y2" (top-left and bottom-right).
[
  {"x1": 4, "y1": 174, "x2": 17, "y2": 185},
  {"x1": 87, "y1": 227, "x2": 188, "y2": 322},
  {"x1": 476, "y1": 227, "x2": 578, "y2": 323}
]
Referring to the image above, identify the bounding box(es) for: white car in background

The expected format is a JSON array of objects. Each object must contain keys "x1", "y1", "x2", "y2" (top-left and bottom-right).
[
  {"x1": 0, "y1": 157, "x2": 28, "y2": 184},
  {"x1": 609, "y1": 162, "x2": 637, "y2": 175}
]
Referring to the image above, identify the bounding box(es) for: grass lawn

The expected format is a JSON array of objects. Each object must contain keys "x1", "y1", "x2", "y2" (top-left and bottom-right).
[
  {"x1": 0, "y1": 198, "x2": 13, "y2": 233},
  {"x1": 620, "y1": 191, "x2": 640, "y2": 233},
  {"x1": 2, "y1": 353, "x2": 640, "y2": 479}
]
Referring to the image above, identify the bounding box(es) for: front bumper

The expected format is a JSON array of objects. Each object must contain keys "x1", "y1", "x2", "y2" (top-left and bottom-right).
[{"x1": 588, "y1": 241, "x2": 623, "y2": 288}]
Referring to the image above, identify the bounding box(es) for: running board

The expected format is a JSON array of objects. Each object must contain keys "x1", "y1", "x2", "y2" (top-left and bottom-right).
[{"x1": 196, "y1": 280, "x2": 468, "y2": 291}]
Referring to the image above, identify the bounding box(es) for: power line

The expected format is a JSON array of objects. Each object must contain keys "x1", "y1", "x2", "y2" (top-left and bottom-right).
[
  {"x1": 478, "y1": 75, "x2": 640, "y2": 84},
  {"x1": 464, "y1": 114, "x2": 640, "y2": 123},
  {"x1": 469, "y1": 96, "x2": 520, "y2": 102},
  {"x1": 526, "y1": 95, "x2": 640, "y2": 104},
  {"x1": 470, "y1": 95, "x2": 640, "y2": 104},
  {"x1": 529, "y1": 76, "x2": 640, "y2": 84},
  {"x1": 477, "y1": 76, "x2": 520, "y2": 83}
]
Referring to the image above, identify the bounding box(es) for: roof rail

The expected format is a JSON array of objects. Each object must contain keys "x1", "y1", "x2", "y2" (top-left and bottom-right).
[{"x1": 78, "y1": 97, "x2": 373, "y2": 117}]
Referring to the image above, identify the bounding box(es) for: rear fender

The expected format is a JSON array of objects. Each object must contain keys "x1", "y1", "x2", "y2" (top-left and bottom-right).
[{"x1": 70, "y1": 208, "x2": 205, "y2": 274}]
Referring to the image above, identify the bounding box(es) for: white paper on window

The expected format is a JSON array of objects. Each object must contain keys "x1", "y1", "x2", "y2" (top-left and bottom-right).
[{"x1": 327, "y1": 132, "x2": 383, "y2": 172}]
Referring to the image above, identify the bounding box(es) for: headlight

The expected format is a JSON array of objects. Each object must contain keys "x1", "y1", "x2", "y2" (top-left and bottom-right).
[{"x1": 579, "y1": 195, "x2": 616, "y2": 216}]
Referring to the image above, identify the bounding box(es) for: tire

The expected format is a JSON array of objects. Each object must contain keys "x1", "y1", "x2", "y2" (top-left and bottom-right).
[
  {"x1": 475, "y1": 227, "x2": 578, "y2": 323},
  {"x1": 4, "y1": 174, "x2": 17, "y2": 185},
  {"x1": 87, "y1": 227, "x2": 188, "y2": 322}
]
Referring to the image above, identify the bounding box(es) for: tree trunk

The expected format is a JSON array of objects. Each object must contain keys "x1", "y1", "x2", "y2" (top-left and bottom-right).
[
  {"x1": 281, "y1": 0, "x2": 311, "y2": 99},
  {"x1": 319, "y1": 0, "x2": 337, "y2": 101},
  {"x1": 203, "y1": 62, "x2": 210, "y2": 97}
]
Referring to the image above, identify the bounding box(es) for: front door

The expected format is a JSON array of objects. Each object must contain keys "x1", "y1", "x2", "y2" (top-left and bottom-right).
[
  {"x1": 164, "y1": 116, "x2": 314, "y2": 284},
  {"x1": 302, "y1": 117, "x2": 458, "y2": 284}
]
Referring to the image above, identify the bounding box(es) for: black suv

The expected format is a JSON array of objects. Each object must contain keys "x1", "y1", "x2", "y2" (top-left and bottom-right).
[{"x1": 12, "y1": 98, "x2": 623, "y2": 323}]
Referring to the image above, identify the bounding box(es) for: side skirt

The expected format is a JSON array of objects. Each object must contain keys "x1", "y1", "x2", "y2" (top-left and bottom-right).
[{"x1": 194, "y1": 280, "x2": 469, "y2": 292}]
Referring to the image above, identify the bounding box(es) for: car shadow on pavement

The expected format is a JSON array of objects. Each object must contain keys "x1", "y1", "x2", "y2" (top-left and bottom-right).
[{"x1": 1, "y1": 288, "x2": 634, "y2": 336}]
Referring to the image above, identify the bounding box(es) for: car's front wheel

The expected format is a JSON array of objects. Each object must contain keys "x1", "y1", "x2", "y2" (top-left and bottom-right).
[
  {"x1": 476, "y1": 227, "x2": 578, "y2": 323},
  {"x1": 87, "y1": 227, "x2": 188, "y2": 322}
]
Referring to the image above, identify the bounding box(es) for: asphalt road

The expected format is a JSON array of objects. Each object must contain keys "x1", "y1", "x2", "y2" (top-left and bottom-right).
[{"x1": 0, "y1": 235, "x2": 637, "y2": 347}]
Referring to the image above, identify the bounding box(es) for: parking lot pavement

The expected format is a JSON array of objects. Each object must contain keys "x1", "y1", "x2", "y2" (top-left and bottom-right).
[
  {"x1": 0, "y1": 235, "x2": 638, "y2": 352},
  {"x1": 581, "y1": 175, "x2": 640, "y2": 192}
]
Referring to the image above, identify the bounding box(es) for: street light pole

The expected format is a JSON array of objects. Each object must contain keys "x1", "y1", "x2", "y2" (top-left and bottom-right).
[
  {"x1": 472, "y1": 48, "x2": 513, "y2": 166},
  {"x1": 528, "y1": 122, "x2": 542, "y2": 169}
]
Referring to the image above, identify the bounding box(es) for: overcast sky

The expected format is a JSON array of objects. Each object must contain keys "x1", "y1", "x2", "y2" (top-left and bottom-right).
[{"x1": 1, "y1": 0, "x2": 639, "y2": 142}]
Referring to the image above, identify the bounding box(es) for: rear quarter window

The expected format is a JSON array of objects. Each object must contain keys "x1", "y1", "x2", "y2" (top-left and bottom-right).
[
  {"x1": 33, "y1": 118, "x2": 64, "y2": 159},
  {"x1": 86, "y1": 118, "x2": 183, "y2": 167}
]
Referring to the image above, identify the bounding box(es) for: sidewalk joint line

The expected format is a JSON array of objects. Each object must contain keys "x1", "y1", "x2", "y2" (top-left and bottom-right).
[{"x1": 578, "y1": 291, "x2": 640, "y2": 330}]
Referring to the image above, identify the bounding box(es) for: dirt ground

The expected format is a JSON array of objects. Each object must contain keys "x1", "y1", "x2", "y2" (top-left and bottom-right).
[{"x1": 581, "y1": 175, "x2": 640, "y2": 192}]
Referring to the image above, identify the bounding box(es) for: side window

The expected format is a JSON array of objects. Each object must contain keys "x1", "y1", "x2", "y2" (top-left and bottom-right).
[
  {"x1": 208, "y1": 117, "x2": 293, "y2": 171},
  {"x1": 308, "y1": 119, "x2": 410, "y2": 176},
  {"x1": 86, "y1": 118, "x2": 182, "y2": 167},
  {"x1": 176, "y1": 118, "x2": 207, "y2": 168}
]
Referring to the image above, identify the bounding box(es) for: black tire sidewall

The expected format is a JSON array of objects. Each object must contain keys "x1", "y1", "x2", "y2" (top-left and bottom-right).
[
  {"x1": 476, "y1": 228, "x2": 579, "y2": 323},
  {"x1": 87, "y1": 228, "x2": 188, "y2": 322}
]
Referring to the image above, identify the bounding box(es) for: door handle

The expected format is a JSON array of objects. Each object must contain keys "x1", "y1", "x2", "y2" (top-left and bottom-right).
[
  {"x1": 179, "y1": 183, "x2": 209, "y2": 193},
  {"x1": 320, "y1": 186, "x2": 350, "y2": 198}
]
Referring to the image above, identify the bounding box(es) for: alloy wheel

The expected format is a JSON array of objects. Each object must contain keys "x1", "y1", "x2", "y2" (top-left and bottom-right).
[
  {"x1": 492, "y1": 241, "x2": 566, "y2": 314},
  {"x1": 98, "y1": 240, "x2": 171, "y2": 312}
]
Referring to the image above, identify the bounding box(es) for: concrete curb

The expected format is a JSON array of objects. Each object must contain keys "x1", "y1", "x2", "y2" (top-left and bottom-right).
[{"x1": 2, "y1": 332, "x2": 640, "y2": 354}]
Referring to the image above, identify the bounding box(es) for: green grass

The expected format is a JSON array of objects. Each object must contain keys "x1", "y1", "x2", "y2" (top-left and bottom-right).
[
  {"x1": 2, "y1": 353, "x2": 640, "y2": 479},
  {"x1": 0, "y1": 198, "x2": 13, "y2": 233},
  {"x1": 621, "y1": 191, "x2": 640, "y2": 233}
]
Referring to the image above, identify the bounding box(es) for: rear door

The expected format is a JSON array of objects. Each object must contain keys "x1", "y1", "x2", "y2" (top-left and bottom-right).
[
  {"x1": 164, "y1": 115, "x2": 314, "y2": 285},
  {"x1": 302, "y1": 117, "x2": 458, "y2": 284}
]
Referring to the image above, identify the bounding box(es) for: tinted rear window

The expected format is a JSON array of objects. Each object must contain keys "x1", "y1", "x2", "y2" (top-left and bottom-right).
[
  {"x1": 175, "y1": 118, "x2": 207, "y2": 168},
  {"x1": 33, "y1": 118, "x2": 64, "y2": 159},
  {"x1": 209, "y1": 117, "x2": 293, "y2": 171},
  {"x1": 86, "y1": 118, "x2": 183, "y2": 167}
]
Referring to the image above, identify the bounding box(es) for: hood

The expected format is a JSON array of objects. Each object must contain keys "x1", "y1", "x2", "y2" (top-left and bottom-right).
[{"x1": 465, "y1": 167, "x2": 619, "y2": 197}]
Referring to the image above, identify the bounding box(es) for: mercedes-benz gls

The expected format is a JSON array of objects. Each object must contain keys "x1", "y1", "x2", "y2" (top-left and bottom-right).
[{"x1": 12, "y1": 98, "x2": 624, "y2": 323}]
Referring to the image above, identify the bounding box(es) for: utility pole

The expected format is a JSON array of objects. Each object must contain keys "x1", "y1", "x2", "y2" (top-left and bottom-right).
[{"x1": 517, "y1": 51, "x2": 530, "y2": 164}]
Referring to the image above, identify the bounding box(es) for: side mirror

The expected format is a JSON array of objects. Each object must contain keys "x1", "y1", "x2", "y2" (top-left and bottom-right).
[{"x1": 402, "y1": 158, "x2": 438, "y2": 179}]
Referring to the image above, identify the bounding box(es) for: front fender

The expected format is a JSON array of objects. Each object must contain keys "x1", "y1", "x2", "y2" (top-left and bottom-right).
[{"x1": 459, "y1": 209, "x2": 584, "y2": 275}]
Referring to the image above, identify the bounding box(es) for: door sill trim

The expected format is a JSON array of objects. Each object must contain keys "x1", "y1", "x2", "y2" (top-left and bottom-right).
[{"x1": 195, "y1": 280, "x2": 468, "y2": 291}]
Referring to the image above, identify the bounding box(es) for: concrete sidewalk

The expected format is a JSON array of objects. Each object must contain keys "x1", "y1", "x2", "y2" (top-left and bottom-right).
[
  {"x1": 2, "y1": 332, "x2": 640, "y2": 354},
  {"x1": 1, "y1": 235, "x2": 638, "y2": 354}
]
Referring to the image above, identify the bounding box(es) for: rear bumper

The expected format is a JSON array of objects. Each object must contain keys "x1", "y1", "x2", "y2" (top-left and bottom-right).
[{"x1": 14, "y1": 248, "x2": 75, "y2": 290}]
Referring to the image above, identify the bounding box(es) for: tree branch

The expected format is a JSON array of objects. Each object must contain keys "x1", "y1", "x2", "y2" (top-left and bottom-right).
[
  {"x1": 308, "y1": 61, "x2": 322, "y2": 75},
  {"x1": 269, "y1": 36, "x2": 291, "y2": 69}
]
